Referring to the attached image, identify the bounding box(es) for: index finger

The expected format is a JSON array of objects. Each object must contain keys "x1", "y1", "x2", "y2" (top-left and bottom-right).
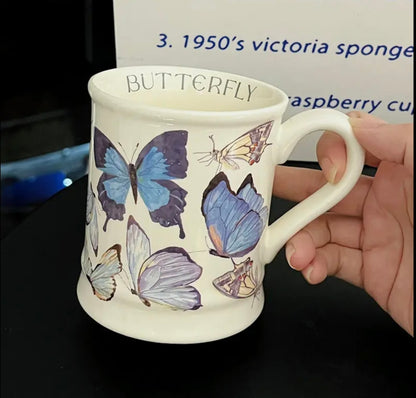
[
  {"x1": 317, "y1": 112, "x2": 385, "y2": 184},
  {"x1": 350, "y1": 116, "x2": 413, "y2": 174},
  {"x1": 318, "y1": 112, "x2": 413, "y2": 184}
]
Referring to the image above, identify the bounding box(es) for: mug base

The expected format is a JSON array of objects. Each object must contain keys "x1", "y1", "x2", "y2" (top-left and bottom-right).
[{"x1": 76, "y1": 272, "x2": 264, "y2": 344}]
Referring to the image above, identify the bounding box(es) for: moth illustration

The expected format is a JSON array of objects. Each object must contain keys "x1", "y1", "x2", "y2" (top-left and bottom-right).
[
  {"x1": 196, "y1": 121, "x2": 273, "y2": 172},
  {"x1": 124, "y1": 216, "x2": 202, "y2": 311},
  {"x1": 81, "y1": 244, "x2": 122, "y2": 301},
  {"x1": 213, "y1": 257, "x2": 259, "y2": 299},
  {"x1": 94, "y1": 127, "x2": 188, "y2": 238},
  {"x1": 201, "y1": 172, "x2": 268, "y2": 259},
  {"x1": 86, "y1": 183, "x2": 99, "y2": 256}
]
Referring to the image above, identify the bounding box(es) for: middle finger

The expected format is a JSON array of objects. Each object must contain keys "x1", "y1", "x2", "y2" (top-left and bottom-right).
[{"x1": 273, "y1": 165, "x2": 372, "y2": 217}]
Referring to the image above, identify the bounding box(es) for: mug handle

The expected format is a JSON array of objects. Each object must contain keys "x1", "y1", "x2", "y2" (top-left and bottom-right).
[{"x1": 262, "y1": 109, "x2": 365, "y2": 264}]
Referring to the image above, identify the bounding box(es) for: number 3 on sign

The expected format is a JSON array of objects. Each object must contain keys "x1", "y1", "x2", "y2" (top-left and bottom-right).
[{"x1": 157, "y1": 33, "x2": 169, "y2": 48}]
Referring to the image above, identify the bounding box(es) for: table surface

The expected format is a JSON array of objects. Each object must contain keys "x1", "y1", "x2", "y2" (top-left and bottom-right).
[{"x1": 1, "y1": 174, "x2": 414, "y2": 398}]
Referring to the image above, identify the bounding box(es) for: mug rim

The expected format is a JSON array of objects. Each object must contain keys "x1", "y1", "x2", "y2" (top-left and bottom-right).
[{"x1": 88, "y1": 65, "x2": 288, "y2": 123}]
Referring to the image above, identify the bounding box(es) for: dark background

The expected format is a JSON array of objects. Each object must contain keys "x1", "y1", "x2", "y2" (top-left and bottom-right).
[{"x1": 1, "y1": 0, "x2": 116, "y2": 237}]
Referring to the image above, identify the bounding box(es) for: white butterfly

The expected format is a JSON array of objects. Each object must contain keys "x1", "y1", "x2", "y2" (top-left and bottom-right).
[
  {"x1": 81, "y1": 244, "x2": 122, "y2": 301},
  {"x1": 196, "y1": 121, "x2": 273, "y2": 172}
]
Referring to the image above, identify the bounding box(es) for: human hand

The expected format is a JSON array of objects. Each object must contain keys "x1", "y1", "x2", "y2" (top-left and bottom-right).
[{"x1": 273, "y1": 111, "x2": 413, "y2": 336}]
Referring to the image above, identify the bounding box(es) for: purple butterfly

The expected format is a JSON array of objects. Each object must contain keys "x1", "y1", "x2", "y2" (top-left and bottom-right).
[
  {"x1": 94, "y1": 127, "x2": 188, "y2": 238},
  {"x1": 125, "y1": 216, "x2": 202, "y2": 311}
]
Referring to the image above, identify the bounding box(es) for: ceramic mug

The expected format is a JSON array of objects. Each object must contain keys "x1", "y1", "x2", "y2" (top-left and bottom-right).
[{"x1": 77, "y1": 65, "x2": 364, "y2": 343}]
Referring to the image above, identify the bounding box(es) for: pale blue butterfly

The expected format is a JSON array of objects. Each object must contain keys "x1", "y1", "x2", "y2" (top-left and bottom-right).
[
  {"x1": 125, "y1": 216, "x2": 202, "y2": 310},
  {"x1": 202, "y1": 172, "x2": 268, "y2": 259}
]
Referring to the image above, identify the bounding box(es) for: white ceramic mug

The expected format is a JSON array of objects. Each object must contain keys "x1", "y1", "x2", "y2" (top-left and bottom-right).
[{"x1": 77, "y1": 65, "x2": 364, "y2": 343}]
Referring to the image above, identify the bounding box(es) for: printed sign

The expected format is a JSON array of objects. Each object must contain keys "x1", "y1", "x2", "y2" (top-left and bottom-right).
[{"x1": 113, "y1": 0, "x2": 413, "y2": 160}]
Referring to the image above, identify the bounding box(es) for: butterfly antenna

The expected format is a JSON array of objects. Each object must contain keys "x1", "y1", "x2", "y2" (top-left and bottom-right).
[
  {"x1": 209, "y1": 135, "x2": 216, "y2": 151},
  {"x1": 117, "y1": 141, "x2": 129, "y2": 160},
  {"x1": 195, "y1": 134, "x2": 219, "y2": 164},
  {"x1": 117, "y1": 141, "x2": 140, "y2": 164},
  {"x1": 130, "y1": 142, "x2": 141, "y2": 164}
]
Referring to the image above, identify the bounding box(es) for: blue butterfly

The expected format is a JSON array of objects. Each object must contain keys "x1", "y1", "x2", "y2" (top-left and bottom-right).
[
  {"x1": 125, "y1": 216, "x2": 202, "y2": 311},
  {"x1": 201, "y1": 172, "x2": 268, "y2": 259},
  {"x1": 94, "y1": 127, "x2": 188, "y2": 238}
]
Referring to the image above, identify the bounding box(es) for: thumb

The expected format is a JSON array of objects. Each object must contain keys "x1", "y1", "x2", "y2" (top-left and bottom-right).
[{"x1": 349, "y1": 114, "x2": 413, "y2": 174}]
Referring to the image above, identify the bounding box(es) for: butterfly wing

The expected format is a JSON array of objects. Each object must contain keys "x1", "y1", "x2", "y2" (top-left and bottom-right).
[
  {"x1": 246, "y1": 121, "x2": 273, "y2": 165},
  {"x1": 86, "y1": 183, "x2": 94, "y2": 225},
  {"x1": 224, "y1": 210, "x2": 265, "y2": 258},
  {"x1": 86, "y1": 184, "x2": 99, "y2": 256},
  {"x1": 225, "y1": 174, "x2": 267, "y2": 256},
  {"x1": 81, "y1": 244, "x2": 93, "y2": 277},
  {"x1": 137, "y1": 248, "x2": 202, "y2": 310},
  {"x1": 213, "y1": 258, "x2": 258, "y2": 298},
  {"x1": 236, "y1": 175, "x2": 269, "y2": 228},
  {"x1": 146, "y1": 180, "x2": 187, "y2": 239},
  {"x1": 136, "y1": 130, "x2": 188, "y2": 179},
  {"x1": 218, "y1": 134, "x2": 253, "y2": 169},
  {"x1": 135, "y1": 130, "x2": 188, "y2": 238},
  {"x1": 88, "y1": 244, "x2": 122, "y2": 301},
  {"x1": 126, "y1": 216, "x2": 151, "y2": 293},
  {"x1": 201, "y1": 174, "x2": 240, "y2": 257},
  {"x1": 94, "y1": 127, "x2": 131, "y2": 231},
  {"x1": 202, "y1": 172, "x2": 266, "y2": 258},
  {"x1": 218, "y1": 121, "x2": 273, "y2": 169},
  {"x1": 89, "y1": 205, "x2": 99, "y2": 256}
]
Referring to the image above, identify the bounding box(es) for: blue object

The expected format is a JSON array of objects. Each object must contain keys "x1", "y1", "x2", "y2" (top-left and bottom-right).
[
  {"x1": 1, "y1": 143, "x2": 89, "y2": 181},
  {"x1": 1, "y1": 143, "x2": 89, "y2": 208},
  {"x1": 202, "y1": 172, "x2": 268, "y2": 258},
  {"x1": 93, "y1": 127, "x2": 187, "y2": 237},
  {"x1": 1, "y1": 171, "x2": 69, "y2": 207}
]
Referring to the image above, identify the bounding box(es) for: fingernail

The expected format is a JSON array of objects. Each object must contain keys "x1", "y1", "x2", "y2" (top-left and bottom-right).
[
  {"x1": 320, "y1": 157, "x2": 338, "y2": 184},
  {"x1": 349, "y1": 115, "x2": 386, "y2": 131},
  {"x1": 348, "y1": 116, "x2": 364, "y2": 128},
  {"x1": 305, "y1": 266, "x2": 314, "y2": 283},
  {"x1": 286, "y1": 243, "x2": 296, "y2": 269}
]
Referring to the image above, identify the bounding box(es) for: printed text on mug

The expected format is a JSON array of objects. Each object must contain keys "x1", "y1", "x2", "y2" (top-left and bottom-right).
[{"x1": 126, "y1": 72, "x2": 258, "y2": 102}]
